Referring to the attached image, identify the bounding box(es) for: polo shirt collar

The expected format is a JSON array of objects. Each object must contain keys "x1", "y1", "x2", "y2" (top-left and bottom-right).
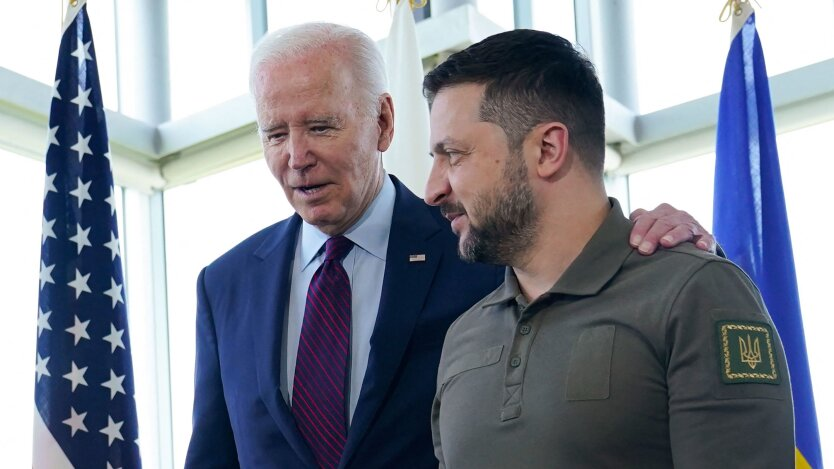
[
  {"x1": 482, "y1": 197, "x2": 633, "y2": 306},
  {"x1": 299, "y1": 174, "x2": 395, "y2": 271}
]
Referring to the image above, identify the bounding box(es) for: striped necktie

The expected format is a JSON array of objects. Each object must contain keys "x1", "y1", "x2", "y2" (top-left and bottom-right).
[{"x1": 292, "y1": 236, "x2": 354, "y2": 469}]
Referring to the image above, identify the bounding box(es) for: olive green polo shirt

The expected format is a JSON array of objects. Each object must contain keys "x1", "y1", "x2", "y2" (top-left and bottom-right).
[{"x1": 432, "y1": 199, "x2": 794, "y2": 469}]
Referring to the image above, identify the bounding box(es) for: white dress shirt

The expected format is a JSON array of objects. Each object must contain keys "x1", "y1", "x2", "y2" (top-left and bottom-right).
[{"x1": 281, "y1": 175, "x2": 396, "y2": 422}]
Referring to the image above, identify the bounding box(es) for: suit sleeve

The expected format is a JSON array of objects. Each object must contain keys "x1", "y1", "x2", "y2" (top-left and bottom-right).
[
  {"x1": 666, "y1": 260, "x2": 794, "y2": 468},
  {"x1": 184, "y1": 268, "x2": 241, "y2": 468}
]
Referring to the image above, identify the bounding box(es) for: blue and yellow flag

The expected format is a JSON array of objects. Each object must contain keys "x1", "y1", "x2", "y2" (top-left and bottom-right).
[{"x1": 713, "y1": 3, "x2": 822, "y2": 468}]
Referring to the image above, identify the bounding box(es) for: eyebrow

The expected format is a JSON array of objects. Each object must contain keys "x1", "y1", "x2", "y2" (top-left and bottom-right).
[
  {"x1": 259, "y1": 123, "x2": 286, "y2": 135},
  {"x1": 304, "y1": 116, "x2": 343, "y2": 127},
  {"x1": 260, "y1": 115, "x2": 344, "y2": 134},
  {"x1": 432, "y1": 138, "x2": 468, "y2": 155}
]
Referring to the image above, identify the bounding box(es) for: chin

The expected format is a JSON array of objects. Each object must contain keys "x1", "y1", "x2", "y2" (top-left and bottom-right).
[{"x1": 457, "y1": 235, "x2": 477, "y2": 264}]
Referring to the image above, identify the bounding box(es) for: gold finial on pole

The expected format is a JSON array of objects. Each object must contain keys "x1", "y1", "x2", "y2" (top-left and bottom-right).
[
  {"x1": 719, "y1": 0, "x2": 761, "y2": 22},
  {"x1": 378, "y1": 0, "x2": 429, "y2": 12},
  {"x1": 70, "y1": 0, "x2": 78, "y2": 6}
]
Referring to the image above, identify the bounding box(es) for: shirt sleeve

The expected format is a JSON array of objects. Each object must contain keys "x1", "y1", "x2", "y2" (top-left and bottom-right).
[
  {"x1": 666, "y1": 259, "x2": 794, "y2": 469},
  {"x1": 431, "y1": 337, "x2": 451, "y2": 469}
]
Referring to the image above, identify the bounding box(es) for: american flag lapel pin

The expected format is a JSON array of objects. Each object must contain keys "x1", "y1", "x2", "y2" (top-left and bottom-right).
[{"x1": 409, "y1": 254, "x2": 426, "y2": 262}]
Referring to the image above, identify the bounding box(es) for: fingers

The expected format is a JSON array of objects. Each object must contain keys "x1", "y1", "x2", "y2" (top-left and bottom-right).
[
  {"x1": 629, "y1": 203, "x2": 677, "y2": 252},
  {"x1": 656, "y1": 220, "x2": 717, "y2": 254},
  {"x1": 629, "y1": 207, "x2": 648, "y2": 221},
  {"x1": 634, "y1": 218, "x2": 679, "y2": 255},
  {"x1": 628, "y1": 203, "x2": 716, "y2": 255},
  {"x1": 657, "y1": 225, "x2": 698, "y2": 248}
]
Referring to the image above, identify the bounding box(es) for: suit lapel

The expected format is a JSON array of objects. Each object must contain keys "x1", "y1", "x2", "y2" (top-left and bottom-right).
[
  {"x1": 250, "y1": 215, "x2": 317, "y2": 468},
  {"x1": 341, "y1": 178, "x2": 443, "y2": 467}
]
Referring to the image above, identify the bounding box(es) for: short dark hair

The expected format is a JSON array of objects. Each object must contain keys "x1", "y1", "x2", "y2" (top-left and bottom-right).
[{"x1": 423, "y1": 29, "x2": 605, "y2": 174}]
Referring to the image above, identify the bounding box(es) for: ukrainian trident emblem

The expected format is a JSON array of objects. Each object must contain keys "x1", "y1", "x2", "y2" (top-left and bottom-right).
[{"x1": 739, "y1": 334, "x2": 762, "y2": 369}]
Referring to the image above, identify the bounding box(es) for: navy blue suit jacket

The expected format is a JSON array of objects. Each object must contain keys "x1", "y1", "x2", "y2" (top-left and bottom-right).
[{"x1": 185, "y1": 176, "x2": 503, "y2": 468}]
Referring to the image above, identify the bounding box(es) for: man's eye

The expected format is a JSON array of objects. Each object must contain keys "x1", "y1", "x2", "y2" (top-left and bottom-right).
[
  {"x1": 266, "y1": 133, "x2": 287, "y2": 143},
  {"x1": 311, "y1": 126, "x2": 332, "y2": 133}
]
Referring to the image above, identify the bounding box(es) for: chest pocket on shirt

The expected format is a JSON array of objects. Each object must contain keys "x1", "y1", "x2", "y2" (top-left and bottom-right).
[
  {"x1": 566, "y1": 325, "x2": 616, "y2": 401},
  {"x1": 441, "y1": 345, "x2": 504, "y2": 384}
]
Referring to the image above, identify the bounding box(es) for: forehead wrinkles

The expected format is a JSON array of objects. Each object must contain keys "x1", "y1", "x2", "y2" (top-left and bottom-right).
[{"x1": 256, "y1": 81, "x2": 352, "y2": 132}]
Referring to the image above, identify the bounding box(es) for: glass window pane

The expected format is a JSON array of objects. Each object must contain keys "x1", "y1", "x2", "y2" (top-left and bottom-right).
[
  {"x1": 627, "y1": 152, "x2": 715, "y2": 231},
  {"x1": 167, "y1": 1, "x2": 251, "y2": 119},
  {"x1": 0, "y1": 151, "x2": 44, "y2": 468},
  {"x1": 164, "y1": 159, "x2": 294, "y2": 468},
  {"x1": 475, "y1": 0, "x2": 514, "y2": 32},
  {"x1": 0, "y1": 4, "x2": 63, "y2": 85},
  {"x1": 626, "y1": 120, "x2": 834, "y2": 463},
  {"x1": 632, "y1": 0, "x2": 834, "y2": 113},
  {"x1": 531, "y1": 0, "x2": 575, "y2": 43},
  {"x1": 0, "y1": 2, "x2": 118, "y2": 111},
  {"x1": 85, "y1": 0, "x2": 119, "y2": 112},
  {"x1": 266, "y1": 0, "x2": 393, "y2": 41}
]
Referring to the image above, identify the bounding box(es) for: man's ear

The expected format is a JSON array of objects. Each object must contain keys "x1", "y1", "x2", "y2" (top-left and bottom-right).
[
  {"x1": 534, "y1": 122, "x2": 569, "y2": 179},
  {"x1": 377, "y1": 94, "x2": 395, "y2": 152}
]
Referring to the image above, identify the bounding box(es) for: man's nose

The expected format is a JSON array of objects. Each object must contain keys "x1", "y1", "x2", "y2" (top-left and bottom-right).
[
  {"x1": 424, "y1": 157, "x2": 451, "y2": 206},
  {"x1": 287, "y1": 133, "x2": 314, "y2": 170}
]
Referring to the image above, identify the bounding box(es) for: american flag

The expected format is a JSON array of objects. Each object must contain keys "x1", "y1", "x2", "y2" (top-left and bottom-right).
[{"x1": 34, "y1": 2, "x2": 142, "y2": 468}]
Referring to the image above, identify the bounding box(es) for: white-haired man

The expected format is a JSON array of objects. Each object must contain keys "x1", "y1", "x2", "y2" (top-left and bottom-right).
[{"x1": 185, "y1": 22, "x2": 715, "y2": 469}]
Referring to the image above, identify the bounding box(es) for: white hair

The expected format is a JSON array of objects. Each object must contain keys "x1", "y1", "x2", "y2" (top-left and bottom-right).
[{"x1": 249, "y1": 22, "x2": 388, "y2": 117}]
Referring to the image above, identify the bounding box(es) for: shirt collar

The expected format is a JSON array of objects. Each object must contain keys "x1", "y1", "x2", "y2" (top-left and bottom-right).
[
  {"x1": 482, "y1": 198, "x2": 634, "y2": 307},
  {"x1": 298, "y1": 174, "x2": 396, "y2": 271}
]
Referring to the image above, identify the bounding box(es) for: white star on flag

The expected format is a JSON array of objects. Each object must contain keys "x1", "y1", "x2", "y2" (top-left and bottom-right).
[
  {"x1": 104, "y1": 231, "x2": 121, "y2": 261},
  {"x1": 71, "y1": 39, "x2": 92, "y2": 63},
  {"x1": 104, "y1": 187, "x2": 116, "y2": 216},
  {"x1": 42, "y1": 217, "x2": 57, "y2": 245},
  {"x1": 44, "y1": 172, "x2": 58, "y2": 199},
  {"x1": 37, "y1": 308, "x2": 53, "y2": 337},
  {"x1": 62, "y1": 361, "x2": 89, "y2": 392},
  {"x1": 65, "y1": 315, "x2": 91, "y2": 345},
  {"x1": 103, "y1": 324, "x2": 126, "y2": 353},
  {"x1": 39, "y1": 261, "x2": 55, "y2": 290},
  {"x1": 70, "y1": 86, "x2": 93, "y2": 116},
  {"x1": 68, "y1": 269, "x2": 92, "y2": 299},
  {"x1": 99, "y1": 416, "x2": 124, "y2": 446},
  {"x1": 70, "y1": 132, "x2": 93, "y2": 162},
  {"x1": 52, "y1": 79, "x2": 62, "y2": 100},
  {"x1": 35, "y1": 353, "x2": 51, "y2": 382},
  {"x1": 48, "y1": 125, "x2": 60, "y2": 147},
  {"x1": 103, "y1": 278, "x2": 124, "y2": 309},
  {"x1": 101, "y1": 370, "x2": 127, "y2": 399},
  {"x1": 63, "y1": 407, "x2": 89, "y2": 437},
  {"x1": 69, "y1": 177, "x2": 93, "y2": 208},
  {"x1": 69, "y1": 223, "x2": 92, "y2": 255}
]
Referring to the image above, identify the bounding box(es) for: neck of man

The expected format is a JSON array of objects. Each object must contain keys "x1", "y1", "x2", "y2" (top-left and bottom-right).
[
  {"x1": 322, "y1": 164, "x2": 385, "y2": 236},
  {"x1": 512, "y1": 178, "x2": 609, "y2": 302}
]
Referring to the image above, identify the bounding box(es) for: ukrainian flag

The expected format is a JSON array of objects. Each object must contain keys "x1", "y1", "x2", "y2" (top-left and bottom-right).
[{"x1": 713, "y1": 3, "x2": 823, "y2": 468}]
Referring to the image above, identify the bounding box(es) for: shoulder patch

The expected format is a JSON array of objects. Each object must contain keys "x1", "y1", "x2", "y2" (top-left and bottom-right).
[{"x1": 716, "y1": 320, "x2": 780, "y2": 384}]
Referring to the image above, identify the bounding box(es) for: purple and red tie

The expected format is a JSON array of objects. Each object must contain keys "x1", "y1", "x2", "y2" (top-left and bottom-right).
[{"x1": 292, "y1": 236, "x2": 354, "y2": 469}]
